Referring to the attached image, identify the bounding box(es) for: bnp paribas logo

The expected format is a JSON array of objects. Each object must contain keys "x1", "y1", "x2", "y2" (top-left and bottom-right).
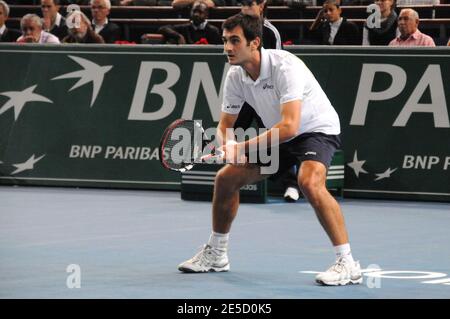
[
  {"x1": 0, "y1": 55, "x2": 113, "y2": 175},
  {"x1": 347, "y1": 150, "x2": 397, "y2": 182}
]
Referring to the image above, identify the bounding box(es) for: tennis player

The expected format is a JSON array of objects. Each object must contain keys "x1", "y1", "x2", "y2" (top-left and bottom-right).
[{"x1": 178, "y1": 13, "x2": 362, "y2": 286}]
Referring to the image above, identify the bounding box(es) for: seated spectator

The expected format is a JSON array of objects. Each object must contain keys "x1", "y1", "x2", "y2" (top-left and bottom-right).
[
  {"x1": 90, "y1": 0, "x2": 122, "y2": 43},
  {"x1": 17, "y1": 13, "x2": 61, "y2": 44},
  {"x1": 363, "y1": 0, "x2": 398, "y2": 45},
  {"x1": 240, "y1": 0, "x2": 283, "y2": 49},
  {"x1": 397, "y1": 0, "x2": 440, "y2": 5},
  {"x1": 0, "y1": 1, "x2": 21, "y2": 42},
  {"x1": 41, "y1": 0, "x2": 68, "y2": 41},
  {"x1": 63, "y1": 10, "x2": 105, "y2": 43},
  {"x1": 309, "y1": 0, "x2": 360, "y2": 45},
  {"x1": 389, "y1": 8, "x2": 435, "y2": 46},
  {"x1": 158, "y1": 1, "x2": 221, "y2": 44}
]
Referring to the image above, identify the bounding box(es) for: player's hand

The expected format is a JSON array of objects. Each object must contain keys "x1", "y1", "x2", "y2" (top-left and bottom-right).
[{"x1": 218, "y1": 141, "x2": 247, "y2": 165}]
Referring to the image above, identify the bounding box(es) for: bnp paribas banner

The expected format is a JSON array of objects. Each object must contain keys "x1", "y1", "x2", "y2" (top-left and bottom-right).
[{"x1": 0, "y1": 44, "x2": 449, "y2": 201}]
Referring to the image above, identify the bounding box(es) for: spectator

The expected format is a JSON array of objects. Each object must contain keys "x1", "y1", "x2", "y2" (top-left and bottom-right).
[
  {"x1": 90, "y1": 0, "x2": 122, "y2": 43},
  {"x1": 363, "y1": 0, "x2": 399, "y2": 45},
  {"x1": 41, "y1": 0, "x2": 68, "y2": 41},
  {"x1": 240, "y1": 0, "x2": 282, "y2": 49},
  {"x1": 158, "y1": 1, "x2": 221, "y2": 44},
  {"x1": 309, "y1": 0, "x2": 360, "y2": 45},
  {"x1": 0, "y1": 1, "x2": 21, "y2": 42},
  {"x1": 63, "y1": 10, "x2": 105, "y2": 43},
  {"x1": 17, "y1": 13, "x2": 60, "y2": 43},
  {"x1": 389, "y1": 8, "x2": 435, "y2": 46}
]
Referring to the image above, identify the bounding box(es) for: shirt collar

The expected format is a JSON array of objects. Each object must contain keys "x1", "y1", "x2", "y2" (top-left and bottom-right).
[
  {"x1": 92, "y1": 18, "x2": 108, "y2": 27},
  {"x1": 191, "y1": 20, "x2": 207, "y2": 30},
  {"x1": 329, "y1": 17, "x2": 343, "y2": 27},
  {"x1": 0, "y1": 25, "x2": 6, "y2": 36},
  {"x1": 241, "y1": 47, "x2": 271, "y2": 86},
  {"x1": 55, "y1": 13, "x2": 62, "y2": 27},
  {"x1": 398, "y1": 29, "x2": 421, "y2": 41}
]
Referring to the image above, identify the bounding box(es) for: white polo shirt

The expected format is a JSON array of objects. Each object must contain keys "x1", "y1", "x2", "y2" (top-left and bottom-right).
[{"x1": 222, "y1": 48, "x2": 341, "y2": 139}]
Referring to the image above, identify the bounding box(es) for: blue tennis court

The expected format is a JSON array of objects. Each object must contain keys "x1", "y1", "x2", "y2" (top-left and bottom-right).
[{"x1": 0, "y1": 185, "x2": 449, "y2": 299}]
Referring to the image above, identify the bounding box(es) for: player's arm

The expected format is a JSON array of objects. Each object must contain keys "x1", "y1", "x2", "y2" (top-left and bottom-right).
[
  {"x1": 241, "y1": 99, "x2": 301, "y2": 153},
  {"x1": 217, "y1": 111, "x2": 238, "y2": 146}
]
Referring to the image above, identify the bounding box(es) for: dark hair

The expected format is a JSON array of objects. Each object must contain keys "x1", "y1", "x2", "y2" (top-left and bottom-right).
[
  {"x1": 239, "y1": 0, "x2": 268, "y2": 18},
  {"x1": 222, "y1": 13, "x2": 262, "y2": 48},
  {"x1": 324, "y1": 0, "x2": 340, "y2": 8}
]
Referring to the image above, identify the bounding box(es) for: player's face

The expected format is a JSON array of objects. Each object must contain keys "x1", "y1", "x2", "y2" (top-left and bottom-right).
[{"x1": 222, "y1": 26, "x2": 254, "y2": 66}]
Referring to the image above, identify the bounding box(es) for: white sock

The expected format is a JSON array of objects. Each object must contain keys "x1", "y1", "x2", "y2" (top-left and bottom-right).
[
  {"x1": 208, "y1": 231, "x2": 229, "y2": 253},
  {"x1": 334, "y1": 243, "x2": 354, "y2": 263}
]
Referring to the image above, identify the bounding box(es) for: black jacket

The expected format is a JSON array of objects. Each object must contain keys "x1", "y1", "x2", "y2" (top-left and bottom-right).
[
  {"x1": 96, "y1": 22, "x2": 121, "y2": 44},
  {"x1": 159, "y1": 22, "x2": 222, "y2": 44},
  {"x1": 0, "y1": 27, "x2": 21, "y2": 42},
  {"x1": 364, "y1": 11, "x2": 398, "y2": 45},
  {"x1": 316, "y1": 18, "x2": 360, "y2": 45},
  {"x1": 48, "y1": 17, "x2": 68, "y2": 41}
]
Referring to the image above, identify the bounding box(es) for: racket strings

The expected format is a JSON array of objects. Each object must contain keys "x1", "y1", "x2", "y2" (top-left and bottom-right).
[{"x1": 161, "y1": 121, "x2": 197, "y2": 171}]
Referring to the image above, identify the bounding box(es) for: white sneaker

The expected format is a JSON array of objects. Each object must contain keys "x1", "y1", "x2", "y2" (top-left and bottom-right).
[
  {"x1": 284, "y1": 187, "x2": 299, "y2": 202},
  {"x1": 315, "y1": 257, "x2": 363, "y2": 286},
  {"x1": 178, "y1": 244, "x2": 230, "y2": 273}
]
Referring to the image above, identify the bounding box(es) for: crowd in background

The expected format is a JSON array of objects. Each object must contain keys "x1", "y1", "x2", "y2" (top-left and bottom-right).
[
  {"x1": 1, "y1": 0, "x2": 449, "y2": 46},
  {"x1": 0, "y1": 0, "x2": 448, "y2": 201}
]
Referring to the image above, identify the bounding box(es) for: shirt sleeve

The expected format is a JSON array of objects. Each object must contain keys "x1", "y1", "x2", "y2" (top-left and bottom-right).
[
  {"x1": 221, "y1": 68, "x2": 245, "y2": 115},
  {"x1": 275, "y1": 58, "x2": 304, "y2": 105}
]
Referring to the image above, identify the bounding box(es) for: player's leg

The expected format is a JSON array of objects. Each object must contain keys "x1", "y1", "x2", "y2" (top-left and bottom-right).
[
  {"x1": 298, "y1": 160, "x2": 362, "y2": 285},
  {"x1": 178, "y1": 163, "x2": 266, "y2": 273},
  {"x1": 298, "y1": 160, "x2": 348, "y2": 245},
  {"x1": 212, "y1": 163, "x2": 264, "y2": 233}
]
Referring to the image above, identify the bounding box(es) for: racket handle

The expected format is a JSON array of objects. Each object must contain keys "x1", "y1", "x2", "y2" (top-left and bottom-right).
[{"x1": 200, "y1": 148, "x2": 224, "y2": 162}]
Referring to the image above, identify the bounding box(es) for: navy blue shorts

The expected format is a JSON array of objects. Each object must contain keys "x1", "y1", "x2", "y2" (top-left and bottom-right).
[{"x1": 252, "y1": 132, "x2": 341, "y2": 180}]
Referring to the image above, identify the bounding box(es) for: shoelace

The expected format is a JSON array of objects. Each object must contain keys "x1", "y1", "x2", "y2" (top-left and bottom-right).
[
  {"x1": 327, "y1": 256, "x2": 347, "y2": 273},
  {"x1": 191, "y1": 245, "x2": 220, "y2": 266}
]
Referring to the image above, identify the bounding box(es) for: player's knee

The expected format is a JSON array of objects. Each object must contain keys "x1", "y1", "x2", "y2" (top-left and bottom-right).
[
  {"x1": 215, "y1": 167, "x2": 241, "y2": 191},
  {"x1": 298, "y1": 174, "x2": 323, "y2": 197}
]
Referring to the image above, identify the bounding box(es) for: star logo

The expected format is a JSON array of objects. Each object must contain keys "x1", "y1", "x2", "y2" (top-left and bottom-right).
[
  {"x1": 11, "y1": 154, "x2": 46, "y2": 175},
  {"x1": 374, "y1": 167, "x2": 398, "y2": 181},
  {"x1": 347, "y1": 150, "x2": 368, "y2": 178},
  {"x1": 0, "y1": 85, "x2": 53, "y2": 121},
  {"x1": 52, "y1": 55, "x2": 113, "y2": 107}
]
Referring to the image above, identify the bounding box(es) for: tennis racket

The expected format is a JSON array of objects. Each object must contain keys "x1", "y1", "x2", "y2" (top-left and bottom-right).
[{"x1": 159, "y1": 119, "x2": 224, "y2": 172}]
